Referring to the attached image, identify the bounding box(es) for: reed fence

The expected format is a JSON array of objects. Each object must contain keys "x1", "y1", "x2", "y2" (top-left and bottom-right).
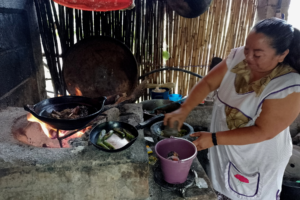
[{"x1": 34, "y1": 0, "x2": 258, "y2": 99}]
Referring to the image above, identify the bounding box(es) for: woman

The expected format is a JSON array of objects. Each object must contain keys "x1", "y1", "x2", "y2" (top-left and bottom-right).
[{"x1": 164, "y1": 18, "x2": 300, "y2": 200}]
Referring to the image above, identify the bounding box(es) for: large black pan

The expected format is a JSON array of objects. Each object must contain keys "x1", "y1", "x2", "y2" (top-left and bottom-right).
[
  {"x1": 63, "y1": 36, "x2": 138, "y2": 98},
  {"x1": 166, "y1": 0, "x2": 212, "y2": 18},
  {"x1": 90, "y1": 114, "x2": 165, "y2": 152},
  {"x1": 24, "y1": 96, "x2": 106, "y2": 130}
]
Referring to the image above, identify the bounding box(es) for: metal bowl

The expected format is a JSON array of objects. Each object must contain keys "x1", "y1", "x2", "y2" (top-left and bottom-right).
[{"x1": 150, "y1": 121, "x2": 194, "y2": 141}]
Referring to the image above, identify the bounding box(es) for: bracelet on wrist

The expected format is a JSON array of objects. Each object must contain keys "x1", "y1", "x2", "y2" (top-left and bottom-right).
[{"x1": 212, "y1": 132, "x2": 218, "y2": 146}]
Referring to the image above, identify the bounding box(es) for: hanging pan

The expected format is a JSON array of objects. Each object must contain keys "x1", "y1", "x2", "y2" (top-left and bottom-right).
[
  {"x1": 166, "y1": 0, "x2": 213, "y2": 18},
  {"x1": 63, "y1": 36, "x2": 138, "y2": 98}
]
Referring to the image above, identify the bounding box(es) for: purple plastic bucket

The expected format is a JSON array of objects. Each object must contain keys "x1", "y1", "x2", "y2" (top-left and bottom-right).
[{"x1": 155, "y1": 137, "x2": 197, "y2": 184}]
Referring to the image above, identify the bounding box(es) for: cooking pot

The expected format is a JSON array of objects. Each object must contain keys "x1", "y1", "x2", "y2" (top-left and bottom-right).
[
  {"x1": 24, "y1": 96, "x2": 106, "y2": 130},
  {"x1": 281, "y1": 178, "x2": 300, "y2": 200}
]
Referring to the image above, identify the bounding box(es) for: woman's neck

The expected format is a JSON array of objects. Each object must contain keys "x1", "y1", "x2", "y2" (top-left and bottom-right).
[{"x1": 249, "y1": 69, "x2": 274, "y2": 83}]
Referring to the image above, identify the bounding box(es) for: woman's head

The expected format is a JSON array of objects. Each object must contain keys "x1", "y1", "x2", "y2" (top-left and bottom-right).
[
  {"x1": 246, "y1": 18, "x2": 300, "y2": 73},
  {"x1": 244, "y1": 30, "x2": 289, "y2": 74}
]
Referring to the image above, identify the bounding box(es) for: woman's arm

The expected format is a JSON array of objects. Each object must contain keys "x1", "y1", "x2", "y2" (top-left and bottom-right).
[
  {"x1": 164, "y1": 59, "x2": 228, "y2": 129},
  {"x1": 180, "y1": 59, "x2": 228, "y2": 113},
  {"x1": 192, "y1": 92, "x2": 300, "y2": 150}
]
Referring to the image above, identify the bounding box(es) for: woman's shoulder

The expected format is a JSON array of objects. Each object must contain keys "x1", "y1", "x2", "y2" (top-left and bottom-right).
[
  {"x1": 270, "y1": 65, "x2": 300, "y2": 84},
  {"x1": 226, "y1": 46, "x2": 245, "y2": 70},
  {"x1": 263, "y1": 67, "x2": 300, "y2": 100}
]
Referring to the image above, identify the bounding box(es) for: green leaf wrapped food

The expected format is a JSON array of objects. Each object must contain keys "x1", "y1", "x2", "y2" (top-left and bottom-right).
[
  {"x1": 123, "y1": 129, "x2": 135, "y2": 141},
  {"x1": 113, "y1": 128, "x2": 125, "y2": 138}
]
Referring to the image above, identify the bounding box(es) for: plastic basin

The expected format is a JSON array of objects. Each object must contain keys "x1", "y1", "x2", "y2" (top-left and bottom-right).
[{"x1": 155, "y1": 137, "x2": 197, "y2": 184}]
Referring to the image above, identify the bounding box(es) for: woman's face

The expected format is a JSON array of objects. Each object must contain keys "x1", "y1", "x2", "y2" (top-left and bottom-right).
[{"x1": 244, "y1": 31, "x2": 289, "y2": 75}]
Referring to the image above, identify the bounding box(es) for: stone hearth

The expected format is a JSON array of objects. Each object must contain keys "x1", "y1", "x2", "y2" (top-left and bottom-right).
[{"x1": 0, "y1": 105, "x2": 149, "y2": 200}]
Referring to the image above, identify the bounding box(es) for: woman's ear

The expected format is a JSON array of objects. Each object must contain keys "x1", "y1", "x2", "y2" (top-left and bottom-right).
[{"x1": 278, "y1": 49, "x2": 290, "y2": 62}]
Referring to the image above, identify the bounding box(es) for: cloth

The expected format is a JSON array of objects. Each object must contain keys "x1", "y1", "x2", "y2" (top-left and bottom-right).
[
  {"x1": 225, "y1": 60, "x2": 295, "y2": 130},
  {"x1": 231, "y1": 60, "x2": 295, "y2": 96},
  {"x1": 208, "y1": 46, "x2": 300, "y2": 200}
]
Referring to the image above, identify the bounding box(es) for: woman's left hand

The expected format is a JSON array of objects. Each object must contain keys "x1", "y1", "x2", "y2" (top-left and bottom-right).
[{"x1": 190, "y1": 132, "x2": 214, "y2": 151}]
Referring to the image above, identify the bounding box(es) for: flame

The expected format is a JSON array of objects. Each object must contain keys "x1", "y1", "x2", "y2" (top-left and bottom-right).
[
  {"x1": 75, "y1": 87, "x2": 82, "y2": 96},
  {"x1": 27, "y1": 113, "x2": 56, "y2": 139},
  {"x1": 59, "y1": 126, "x2": 91, "y2": 138},
  {"x1": 76, "y1": 126, "x2": 92, "y2": 137},
  {"x1": 27, "y1": 113, "x2": 91, "y2": 140}
]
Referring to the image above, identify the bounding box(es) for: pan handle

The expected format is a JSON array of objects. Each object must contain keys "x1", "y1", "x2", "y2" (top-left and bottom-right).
[
  {"x1": 99, "y1": 96, "x2": 107, "y2": 103},
  {"x1": 135, "y1": 114, "x2": 165, "y2": 130},
  {"x1": 24, "y1": 104, "x2": 34, "y2": 112}
]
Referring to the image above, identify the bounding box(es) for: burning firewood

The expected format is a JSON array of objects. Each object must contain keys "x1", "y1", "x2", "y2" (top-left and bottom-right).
[
  {"x1": 114, "y1": 79, "x2": 148, "y2": 105},
  {"x1": 50, "y1": 106, "x2": 89, "y2": 119}
]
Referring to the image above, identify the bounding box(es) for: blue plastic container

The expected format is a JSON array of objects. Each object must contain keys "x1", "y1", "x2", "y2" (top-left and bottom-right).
[
  {"x1": 150, "y1": 88, "x2": 170, "y2": 99},
  {"x1": 169, "y1": 94, "x2": 182, "y2": 102}
]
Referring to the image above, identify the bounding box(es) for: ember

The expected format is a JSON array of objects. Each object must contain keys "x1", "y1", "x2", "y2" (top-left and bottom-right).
[{"x1": 75, "y1": 87, "x2": 82, "y2": 96}]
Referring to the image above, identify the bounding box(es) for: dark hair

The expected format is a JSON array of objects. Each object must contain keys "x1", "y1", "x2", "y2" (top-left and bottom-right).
[
  {"x1": 184, "y1": 0, "x2": 212, "y2": 18},
  {"x1": 209, "y1": 57, "x2": 222, "y2": 71},
  {"x1": 253, "y1": 18, "x2": 300, "y2": 73}
]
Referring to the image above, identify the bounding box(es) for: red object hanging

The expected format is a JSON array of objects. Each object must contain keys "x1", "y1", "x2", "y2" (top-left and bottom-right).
[{"x1": 52, "y1": 0, "x2": 133, "y2": 12}]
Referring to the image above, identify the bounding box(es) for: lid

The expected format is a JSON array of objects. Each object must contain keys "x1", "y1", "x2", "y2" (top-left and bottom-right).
[{"x1": 63, "y1": 36, "x2": 138, "y2": 98}]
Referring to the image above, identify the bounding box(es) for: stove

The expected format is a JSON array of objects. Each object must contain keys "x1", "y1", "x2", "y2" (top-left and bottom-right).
[
  {"x1": 0, "y1": 105, "x2": 149, "y2": 200},
  {"x1": 153, "y1": 160, "x2": 197, "y2": 198}
]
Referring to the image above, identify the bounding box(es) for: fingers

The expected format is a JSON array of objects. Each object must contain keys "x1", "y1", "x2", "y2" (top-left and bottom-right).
[
  {"x1": 163, "y1": 113, "x2": 171, "y2": 126},
  {"x1": 192, "y1": 140, "x2": 203, "y2": 151},
  {"x1": 168, "y1": 118, "x2": 177, "y2": 129},
  {"x1": 164, "y1": 113, "x2": 179, "y2": 129},
  {"x1": 190, "y1": 132, "x2": 203, "y2": 137},
  {"x1": 192, "y1": 132, "x2": 214, "y2": 151},
  {"x1": 192, "y1": 135, "x2": 201, "y2": 150},
  {"x1": 163, "y1": 108, "x2": 187, "y2": 129},
  {"x1": 177, "y1": 121, "x2": 183, "y2": 131}
]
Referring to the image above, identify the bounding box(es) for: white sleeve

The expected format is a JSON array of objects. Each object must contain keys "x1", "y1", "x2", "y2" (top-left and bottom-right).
[
  {"x1": 264, "y1": 73, "x2": 300, "y2": 100},
  {"x1": 226, "y1": 46, "x2": 246, "y2": 70}
]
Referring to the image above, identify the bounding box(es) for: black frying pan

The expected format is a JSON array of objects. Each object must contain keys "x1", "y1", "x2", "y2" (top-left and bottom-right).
[
  {"x1": 140, "y1": 99, "x2": 181, "y2": 120},
  {"x1": 63, "y1": 36, "x2": 138, "y2": 98},
  {"x1": 24, "y1": 96, "x2": 106, "y2": 130},
  {"x1": 167, "y1": 0, "x2": 212, "y2": 18},
  {"x1": 90, "y1": 114, "x2": 165, "y2": 152}
]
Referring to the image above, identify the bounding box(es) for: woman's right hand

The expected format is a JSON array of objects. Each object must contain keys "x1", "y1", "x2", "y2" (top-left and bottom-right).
[{"x1": 163, "y1": 107, "x2": 190, "y2": 131}]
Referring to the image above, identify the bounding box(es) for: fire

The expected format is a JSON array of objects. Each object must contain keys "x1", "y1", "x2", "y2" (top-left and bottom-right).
[
  {"x1": 75, "y1": 87, "x2": 82, "y2": 96},
  {"x1": 59, "y1": 126, "x2": 91, "y2": 138},
  {"x1": 27, "y1": 113, "x2": 91, "y2": 141},
  {"x1": 27, "y1": 113, "x2": 57, "y2": 139}
]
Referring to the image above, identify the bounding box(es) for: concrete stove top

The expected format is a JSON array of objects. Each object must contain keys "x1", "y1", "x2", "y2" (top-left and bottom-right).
[
  {"x1": 0, "y1": 106, "x2": 217, "y2": 200},
  {"x1": 0, "y1": 106, "x2": 149, "y2": 200}
]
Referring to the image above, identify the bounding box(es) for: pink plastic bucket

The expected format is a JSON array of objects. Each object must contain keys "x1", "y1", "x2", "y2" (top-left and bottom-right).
[{"x1": 155, "y1": 137, "x2": 197, "y2": 184}]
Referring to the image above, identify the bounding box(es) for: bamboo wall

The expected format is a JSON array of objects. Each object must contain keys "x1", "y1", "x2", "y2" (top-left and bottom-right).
[
  {"x1": 34, "y1": 0, "x2": 258, "y2": 98},
  {"x1": 164, "y1": 0, "x2": 258, "y2": 96}
]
